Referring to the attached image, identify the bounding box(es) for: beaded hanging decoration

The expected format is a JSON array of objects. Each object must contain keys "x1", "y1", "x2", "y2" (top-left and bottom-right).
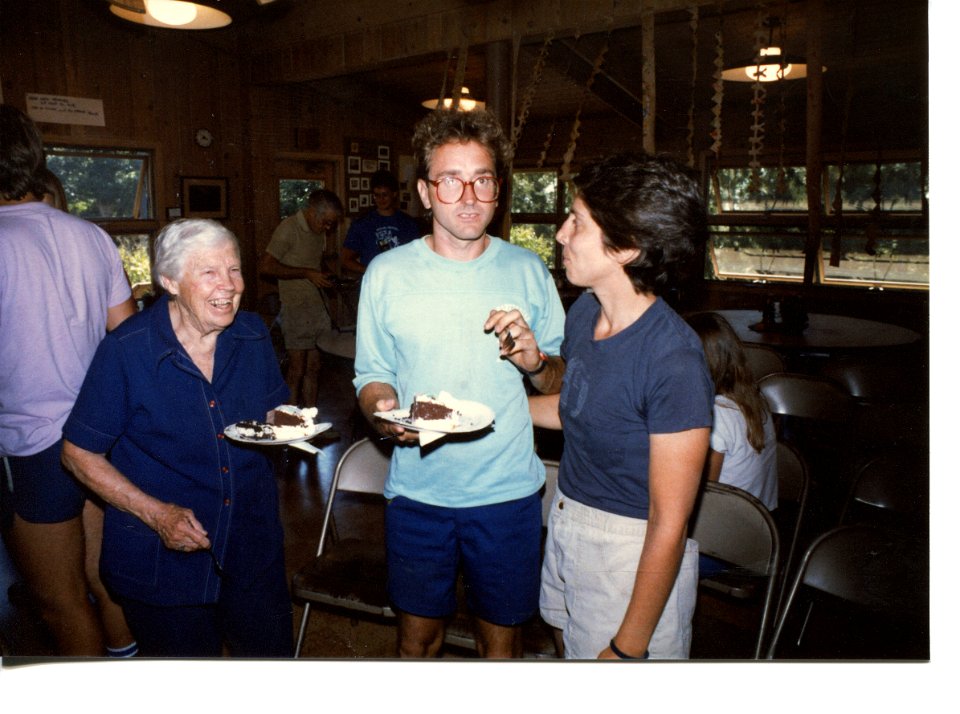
[
  {"x1": 686, "y1": 7, "x2": 699, "y2": 168},
  {"x1": 561, "y1": 31, "x2": 610, "y2": 181},
  {"x1": 710, "y1": 7, "x2": 724, "y2": 159},
  {"x1": 512, "y1": 32, "x2": 553, "y2": 156},
  {"x1": 747, "y1": 6, "x2": 768, "y2": 194},
  {"x1": 537, "y1": 119, "x2": 557, "y2": 169}
]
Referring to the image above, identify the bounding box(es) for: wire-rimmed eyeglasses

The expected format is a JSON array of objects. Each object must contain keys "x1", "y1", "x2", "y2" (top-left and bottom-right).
[{"x1": 426, "y1": 175, "x2": 501, "y2": 204}]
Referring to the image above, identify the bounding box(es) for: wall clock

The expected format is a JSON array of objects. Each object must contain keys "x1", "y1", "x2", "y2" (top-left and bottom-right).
[{"x1": 195, "y1": 128, "x2": 213, "y2": 148}]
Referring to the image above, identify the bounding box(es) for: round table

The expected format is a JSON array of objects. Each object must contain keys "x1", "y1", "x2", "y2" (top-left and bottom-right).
[{"x1": 713, "y1": 309, "x2": 922, "y2": 353}]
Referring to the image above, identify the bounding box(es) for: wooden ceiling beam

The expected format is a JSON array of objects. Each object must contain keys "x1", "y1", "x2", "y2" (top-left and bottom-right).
[
  {"x1": 546, "y1": 39, "x2": 646, "y2": 128},
  {"x1": 246, "y1": 0, "x2": 717, "y2": 85}
]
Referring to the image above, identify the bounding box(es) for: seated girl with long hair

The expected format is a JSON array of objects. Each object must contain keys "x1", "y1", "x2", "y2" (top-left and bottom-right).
[{"x1": 687, "y1": 312, "x2": 778, "y2": 576}]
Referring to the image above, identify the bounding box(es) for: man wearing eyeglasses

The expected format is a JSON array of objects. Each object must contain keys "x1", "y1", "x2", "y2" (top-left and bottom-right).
[
  {"x1": 354, "y1": 109, "x2": 565, "y2": 658},
  {"x1": 259, "y1": 188, "x2": 343, "y2": 408},
  {"x1": 341, "y1": 170, "x2": 421, "y2": 276}
]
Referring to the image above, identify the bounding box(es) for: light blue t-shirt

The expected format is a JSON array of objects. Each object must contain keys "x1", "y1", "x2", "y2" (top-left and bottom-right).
[{"x1": 353, "y1": 236, "x2": 565, "y2": 507}]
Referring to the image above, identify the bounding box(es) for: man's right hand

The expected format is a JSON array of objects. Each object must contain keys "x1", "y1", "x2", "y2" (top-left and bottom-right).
[
  {"x1": 307, "y1": 269, "x2": 334, "y2": 288},
  {"x1": 359, "y1": 385, "x2": 419, "y2": 444}
]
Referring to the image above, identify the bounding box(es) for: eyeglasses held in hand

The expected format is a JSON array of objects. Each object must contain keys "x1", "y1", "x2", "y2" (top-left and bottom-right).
[{"x1": 426, "y1": 175, "x2": 501, "y2": 204}]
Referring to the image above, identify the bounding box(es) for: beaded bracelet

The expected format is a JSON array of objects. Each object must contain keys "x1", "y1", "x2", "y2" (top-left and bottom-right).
[{"x1": 609, "y1": 638, "x2": 649, "y2": 660}]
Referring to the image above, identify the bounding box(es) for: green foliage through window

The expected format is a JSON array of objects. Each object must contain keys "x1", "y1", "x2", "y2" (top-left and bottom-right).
[
  {"x1": 510, "y1": 170, "x2": 562, "y2": 270},
  {"x1": 708, "y1": 160, "x2": 927, "y2": 289},
  {"x1": 510, "y1": 171, "x2": 557, "y2": 213},
  {"x1": 509, "y1": 224, "x2": 555, "y2": 267},
  {"x1": 46, "y1": 147, "x2": 152, "y2": 220},
  {"x1": 279, "y1": 179, "x2": 326, "y2": 219},
  {"x1": 113, "y1": 234, "x2": 152, "y2": 287}
]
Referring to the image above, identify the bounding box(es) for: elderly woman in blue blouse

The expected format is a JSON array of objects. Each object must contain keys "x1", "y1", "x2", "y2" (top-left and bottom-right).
[{"x1": 62, "y1": 218, "x2": 293, "y2": 658}]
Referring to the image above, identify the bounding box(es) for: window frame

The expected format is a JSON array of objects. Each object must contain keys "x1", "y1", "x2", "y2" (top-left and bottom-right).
[
  {"x1": 44, "y1": 141, "x2": 162, "y2": 293},
  {"x1": 508, "y1": 167, "x2": 568, "y2": 271},
  {"x1": 703, "y1": 150, "x2": 928, "y2": 291},
  {"x1": 44, "y1": 142, "x2": 160, "y2": 234}
]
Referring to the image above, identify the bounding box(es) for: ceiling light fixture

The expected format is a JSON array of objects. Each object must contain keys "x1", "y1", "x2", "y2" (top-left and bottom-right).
[
  {"x1": 421, "y1": 87, "x2": 486, "y2": 112},
  {"x1": 108, "y1": 0, "x2": 232, "y2": 30},
  {"x1": 721, "y1": 17, "x2": 825, "y2": 83},
  {"x1": 144, "y1": 0, "x2": 197, "y2": 25}
]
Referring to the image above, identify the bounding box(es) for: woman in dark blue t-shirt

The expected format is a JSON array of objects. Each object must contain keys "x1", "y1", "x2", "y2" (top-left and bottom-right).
[{"x1": 531, "y1": 153, "x2": 714, "y2": 660}]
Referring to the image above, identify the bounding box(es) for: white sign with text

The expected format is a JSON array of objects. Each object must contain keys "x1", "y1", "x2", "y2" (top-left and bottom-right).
[{"x1": 26, "y1": 93, "x2": 105, "y2": 126}]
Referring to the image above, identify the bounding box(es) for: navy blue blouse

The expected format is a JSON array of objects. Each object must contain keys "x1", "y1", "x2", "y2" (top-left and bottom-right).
[{"x1": 63, "y1": 295, "x2": 290, "y2": 606}]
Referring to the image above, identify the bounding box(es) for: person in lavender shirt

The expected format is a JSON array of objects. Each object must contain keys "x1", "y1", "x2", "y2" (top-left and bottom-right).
[{"x1": 0, "y1": 104, "x2": 137, "y2": 656}]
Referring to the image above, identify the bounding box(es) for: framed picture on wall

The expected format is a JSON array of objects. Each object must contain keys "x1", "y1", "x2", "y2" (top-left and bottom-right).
[
  {"x1": 349, "y1": 177, "x2": 361, "y2": 191},
  {"x1": 181, "y1": 177, "x2": 228, "y2": 219},
  {"x1": 348, "y1": 156, "x2": 361, "y2": 174}
]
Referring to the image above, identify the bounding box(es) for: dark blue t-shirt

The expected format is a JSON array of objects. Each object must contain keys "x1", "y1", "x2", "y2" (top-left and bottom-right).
[
  {"x1": 344, "y1": 210, "x2": 421, "y2": 266},
  {"x1": 558, "y1": 293, "x2": 714, "y2": 519},
  {"x1": 63, "y1": 296, "x2": 290, "y2": 605}
]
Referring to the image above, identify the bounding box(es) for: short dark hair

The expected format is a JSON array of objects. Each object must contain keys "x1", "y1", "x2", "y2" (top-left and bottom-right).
[
  {"x1": 370, "y1": 170, "x2": 399, "y2": 192},
  {"x1": 0, "y1": 104, "x2": 47, "y2": 201},
  {"x1": 307, "y1": 188, "x2": 343, "y2": 217},
  {"x1": 572, "y1": 152, "x2": 708, "y2": 295},
  {"x1": 38, "y1": 167, "x2": 67, "y2": 210},
  {"x1": 412, "y1": 109, "x2": 512, "y2": 180}
]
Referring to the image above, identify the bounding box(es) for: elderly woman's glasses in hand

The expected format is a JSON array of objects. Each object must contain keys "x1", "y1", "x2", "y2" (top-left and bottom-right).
[{"x1": 427, "y1": 175, "x2": 501, "y2": 204}]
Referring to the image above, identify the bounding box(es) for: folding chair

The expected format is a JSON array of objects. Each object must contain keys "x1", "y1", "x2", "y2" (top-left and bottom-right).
[
  {"x1": 688, "y1": 482, "x2": 781, "y2": 658},
  {"x1": 766, "y1": 524, "x2": 928, "y2": 659},
  {"x1": 772, "y1": 440, "x2": 810, "y2": 618},
  {"x1": 758, "y1": 372, "x2": 856, "y2": 429},
  {"x1": 292, "y1": 438, "x2": 394, "y2": 657},
  {"x1": 743, "y1": 345, "x2": 786, "y2": 382},
  {"x1": 758, "y1": 372, "x2": 859, "y2": 511},
  {"x1": 819, "y1": 354, "x2": 928, "y2": 454},
  {"x1": 838, "y1": 450, "x2": 928, "y2": 532}
]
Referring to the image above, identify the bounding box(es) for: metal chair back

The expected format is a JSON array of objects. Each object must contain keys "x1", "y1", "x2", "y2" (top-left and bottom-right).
[{"x1": 688, "y1": 482, "x2": 781, "y2": 658}]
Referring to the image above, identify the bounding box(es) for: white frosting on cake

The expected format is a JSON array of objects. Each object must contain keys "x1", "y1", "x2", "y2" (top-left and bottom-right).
[
  {"x1": 268, "y1": 405, "x2": 318, "y2": 440},
  {"x1": 410, "y1": 391, "x2": 462, "y2": 431}
]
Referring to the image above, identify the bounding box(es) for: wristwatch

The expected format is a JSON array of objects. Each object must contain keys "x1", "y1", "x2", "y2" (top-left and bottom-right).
[{"x1": 524, "y1": 351, "x2": 549, "y2": 376}]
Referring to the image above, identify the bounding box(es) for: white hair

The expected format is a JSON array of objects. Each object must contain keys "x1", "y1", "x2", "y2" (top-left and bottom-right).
[{"x1": 152, "y1": 218, "x2": 240, "y2": 288}]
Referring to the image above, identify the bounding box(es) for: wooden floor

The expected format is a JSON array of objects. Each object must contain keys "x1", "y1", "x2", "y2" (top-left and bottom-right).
[{"x1": 1, "y1": 350, "x2": 760, "y2": 660}]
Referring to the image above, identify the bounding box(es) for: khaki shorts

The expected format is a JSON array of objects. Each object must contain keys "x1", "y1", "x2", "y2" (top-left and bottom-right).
[
  {"x1": 281, "y1": 300, "x2": 331, "y2": 350},
  {"x1": 539, "y1": 487, "x2": 699, "y2": 659}
]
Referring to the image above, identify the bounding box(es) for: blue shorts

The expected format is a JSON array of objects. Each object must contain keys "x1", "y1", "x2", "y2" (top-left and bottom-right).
[
  {"x1": 3, "y1": 439, "x2": 89, "y2": 523},
  {"x1": 385, "y1": 492, "x2": 541, "y2": 626}
]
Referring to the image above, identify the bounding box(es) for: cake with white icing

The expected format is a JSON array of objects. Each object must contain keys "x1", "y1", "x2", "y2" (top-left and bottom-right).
[
  {"x1": 409, "y1": 392, "x2": 462, "y2": 431},
  {"x1": 235, "y1": 406, "x2": 318, "y2": 441}
]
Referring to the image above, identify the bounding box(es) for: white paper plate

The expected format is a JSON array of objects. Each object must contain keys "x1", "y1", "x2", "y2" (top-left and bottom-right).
[
  {"x1": 374, "y1": 399, "x2": 494, "y2": 434},
  {"x1": 224, "y1": 421, "x2": 333, "y2": 446}
]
